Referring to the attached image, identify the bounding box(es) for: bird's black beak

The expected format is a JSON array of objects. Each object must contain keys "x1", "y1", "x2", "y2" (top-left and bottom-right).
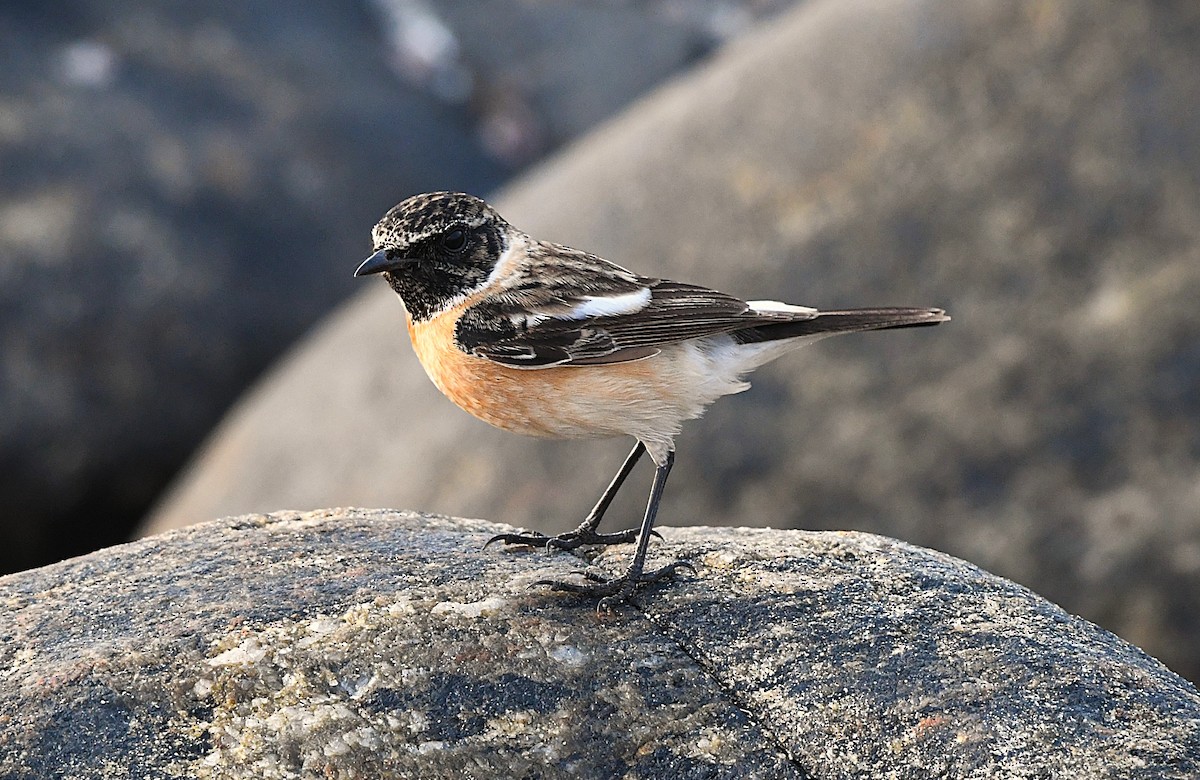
[{"x1": 354, "y1": 249, "x2": 414, "y2": 277}]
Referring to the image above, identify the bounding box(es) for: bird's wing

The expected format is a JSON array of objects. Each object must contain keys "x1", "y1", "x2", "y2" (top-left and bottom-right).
[{"x1": 455, "y1": 275, "x2": 817, "y2": 368}]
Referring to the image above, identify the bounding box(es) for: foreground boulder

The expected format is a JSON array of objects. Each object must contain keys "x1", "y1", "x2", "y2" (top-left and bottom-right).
[
  {"x1": 3, "y1": 510, "x2": 1198, "y2": 778},
  {"x1": 146, "y1": 0, "x2": 1200, "y2": 684}
]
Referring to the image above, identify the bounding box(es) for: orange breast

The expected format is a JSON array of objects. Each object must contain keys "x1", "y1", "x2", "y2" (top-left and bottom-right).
[
  {"x1": 405, "y1": 303, "x2": 723, "y2": 456},
  {"x1": 407, "y1": 307, "x2": 592, "y2": 438}
]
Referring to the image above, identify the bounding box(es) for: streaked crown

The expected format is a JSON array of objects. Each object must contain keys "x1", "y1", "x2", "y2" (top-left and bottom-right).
[{"x1": 371, "y1": 191, "x2": 508, "y2": 253}]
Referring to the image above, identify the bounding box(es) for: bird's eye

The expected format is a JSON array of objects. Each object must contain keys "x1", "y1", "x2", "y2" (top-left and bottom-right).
[{"x1": 440, "y1": 227, "x2": 468, "y2": 253}]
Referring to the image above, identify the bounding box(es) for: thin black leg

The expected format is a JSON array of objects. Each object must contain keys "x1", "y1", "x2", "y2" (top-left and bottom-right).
[
  {"x1": 574, "y1": 440, "x2": 646, "y2": 536},
  {"x1": 535, "y1": 449, "x2": 692, "y2": 609},
  {"x1": 486, "y1": 441, "x2": 648, "y2": 550}
]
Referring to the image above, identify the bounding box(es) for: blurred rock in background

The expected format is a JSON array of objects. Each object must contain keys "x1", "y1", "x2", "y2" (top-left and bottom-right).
[
  {"x1": 0, "y1": 0, "x2": 791, "y2": 575},
  {"x1": 147, "y1": 0, "x2": 1200, "y2": 683}
]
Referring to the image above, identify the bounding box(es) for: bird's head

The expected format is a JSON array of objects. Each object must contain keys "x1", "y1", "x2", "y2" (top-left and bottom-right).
[{"x1": 356, "y1": 191, "x2": 514, "y2": 321}]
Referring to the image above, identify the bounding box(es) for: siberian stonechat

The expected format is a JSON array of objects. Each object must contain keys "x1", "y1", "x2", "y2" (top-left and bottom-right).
[{"x1": 356, "y1": 191, "x2": 948, "y2": 608}]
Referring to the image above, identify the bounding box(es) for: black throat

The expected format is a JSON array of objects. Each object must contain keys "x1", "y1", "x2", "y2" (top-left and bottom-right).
[
  {"x1": 383, "y1": 246, "x2": 500, "y2": 322},
  {"x1": 383, "y1": 266, "x2": 468, "y2": 322}
]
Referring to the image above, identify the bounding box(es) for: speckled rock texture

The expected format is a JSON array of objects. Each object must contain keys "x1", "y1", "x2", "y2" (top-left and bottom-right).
[
  {"x1": 3, "y1": 510, "x2": 1198, "y2": 778},
  {"x1": 146, "y1": 0, "x2": 1200, "y2": 684}
]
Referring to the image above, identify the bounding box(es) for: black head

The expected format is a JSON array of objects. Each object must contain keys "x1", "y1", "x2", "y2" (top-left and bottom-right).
[{"x1": 356, "y1": 192, "x2": 512, "y2": 321}]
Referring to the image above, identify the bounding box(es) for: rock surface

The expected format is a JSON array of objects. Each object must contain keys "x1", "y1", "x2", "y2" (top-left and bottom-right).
[
  {"x1": 0, "y1": 0, "x2": 792, "y2": 574},
  {"x1": 4, "y1": 510, "x2": 1199, "y2": 779},
  {"x1": 147, "y1": 0, "x2": 1200, "y2": 683}
]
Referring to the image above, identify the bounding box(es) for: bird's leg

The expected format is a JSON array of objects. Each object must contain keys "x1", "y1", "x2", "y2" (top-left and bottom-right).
[
  {"x1": 486, "y1": 441, "x2": 650, "y2": 550},
  {"x1": 535, "y1": 450, "x2": 693, "y2": 609}
]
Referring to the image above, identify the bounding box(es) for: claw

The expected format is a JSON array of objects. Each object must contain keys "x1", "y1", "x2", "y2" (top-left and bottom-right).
[
  {"x1": 484, "y1": 531, "x2": 550, "y2": 549},
  {"x1": 551, "y1": 527, "x2": 642, "y2": 550},
  {"x1": 487, "y1": 527, "x2": 644, "y2": 553},
  {"x1": 532, "y1": 558, "x2": 694, "y2": 609}
]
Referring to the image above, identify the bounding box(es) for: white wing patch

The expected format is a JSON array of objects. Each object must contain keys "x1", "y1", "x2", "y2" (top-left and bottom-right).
[
  {"x1": 748, "y1": 299, "x2": 817, "y2": 316},
  {"x1": 559, "y1": 287, "x2": 652, "y2": 320}
]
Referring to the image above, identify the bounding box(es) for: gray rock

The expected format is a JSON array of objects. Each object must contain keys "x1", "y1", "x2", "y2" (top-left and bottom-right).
[
  {"x1": 5, "y1": 510, "x2": 1200, "y2": 778},
  {"x1": 0, "y1": 0, "x2": 794, "y2": 575},
  {"x1": 146, "y1": 0, "x2": 1200, "y2": 684}
]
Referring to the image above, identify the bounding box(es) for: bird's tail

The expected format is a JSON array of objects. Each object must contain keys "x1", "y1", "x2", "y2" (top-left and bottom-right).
[{"x1": 733, "y1": 307, "x2": 949, "y2": 345}]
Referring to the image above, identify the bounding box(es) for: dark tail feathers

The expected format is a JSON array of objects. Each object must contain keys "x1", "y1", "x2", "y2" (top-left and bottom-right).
[{"x1": 734, "y1": 307, "x2": 949, "y2": 345}]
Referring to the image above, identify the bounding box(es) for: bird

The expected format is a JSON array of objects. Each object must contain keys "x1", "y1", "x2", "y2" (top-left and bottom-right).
[{"x1": 355, "y1": 191, "x2": 948, "y2": 608}]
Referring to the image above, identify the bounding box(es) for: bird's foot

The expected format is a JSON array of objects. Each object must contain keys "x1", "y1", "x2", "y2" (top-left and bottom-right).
[
  {"x1": 534, "y1": 560, "x2": 694, "y2": 612},
  {"x1": 485, "y1": 526, "x2": 659, "y2": 551}
]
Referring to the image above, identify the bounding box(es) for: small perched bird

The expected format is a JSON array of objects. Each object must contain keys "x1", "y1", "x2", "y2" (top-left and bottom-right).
[{"x1": 356, "y1": 192, "x2": 948, "y2": 608}]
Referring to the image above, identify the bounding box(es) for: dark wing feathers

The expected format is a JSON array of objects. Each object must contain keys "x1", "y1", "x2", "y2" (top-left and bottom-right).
[
  {"x1": 595, "y1": 282, "x2": 756, "y2": 348},
  {"x1": 455, "y1": 279, "x2": 811, "y2": 368}
]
